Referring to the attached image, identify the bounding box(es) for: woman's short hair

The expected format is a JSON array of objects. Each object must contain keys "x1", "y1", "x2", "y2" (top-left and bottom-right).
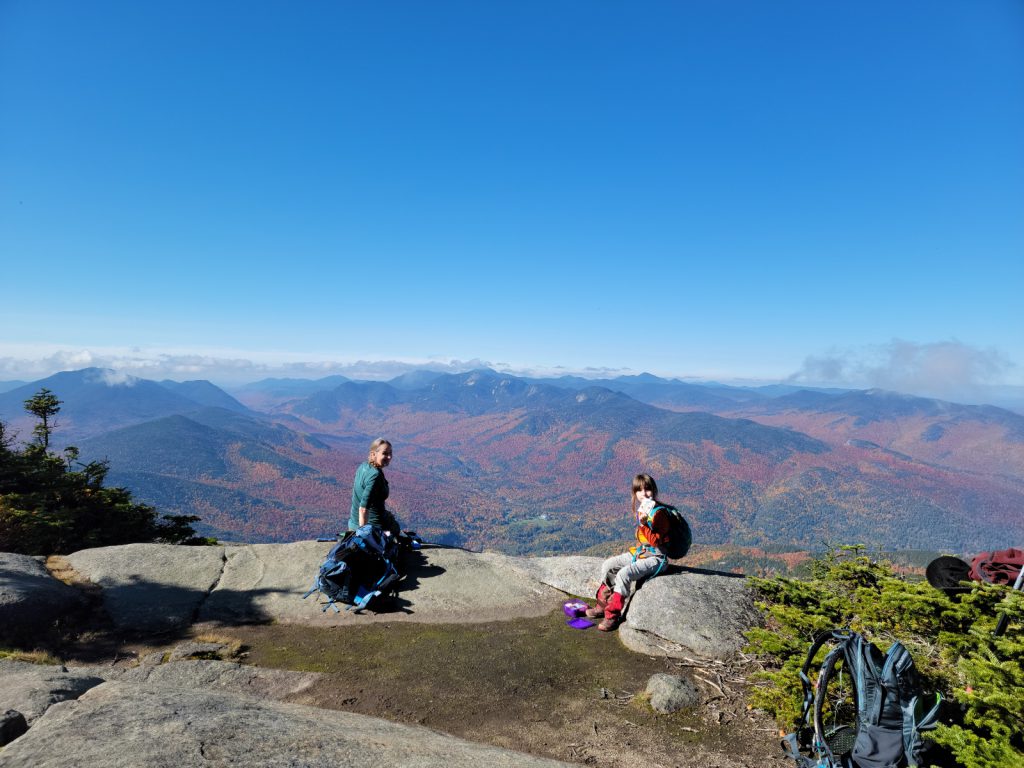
[{"x1": 368, "y1": 437, "x2": 392, "y2": 464}]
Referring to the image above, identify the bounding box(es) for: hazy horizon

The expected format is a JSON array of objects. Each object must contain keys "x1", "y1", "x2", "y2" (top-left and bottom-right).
[{"x1": 2, "y1": 357, "x2": 1023, "y2": 411}]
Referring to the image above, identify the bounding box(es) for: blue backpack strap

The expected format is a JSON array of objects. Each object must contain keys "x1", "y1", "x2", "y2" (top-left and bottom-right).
[
  {"x1": 798, "y1": 630, "x2": 843, "y2": 729},
  {"x1": 903, "y1": 693, "x2": 942, "y2": 767},
  {"x1": 321, "y1": 593, "x2": 341, "y2": 613},
  {"x1": 884, "y1": 642, "x2": 942, "y2": 767},
  {"x1": 347, "y1": 589, "x2": 378, "y2": 612},
  {"x1": 650, "y1": 556, "x2": 667, "y2": 578},
  {"x1": 849, "y1": 634, "x2": 873, "y2": 727},
  {"x1": 882, "y1": 641, "x2": 912, "y2": 723},
  {"x1": 631, "y1": 543, "x2": 665, "y2": 564},
  {"x1": 347, "y1": 570, "x2": 396, "y2": 612}
]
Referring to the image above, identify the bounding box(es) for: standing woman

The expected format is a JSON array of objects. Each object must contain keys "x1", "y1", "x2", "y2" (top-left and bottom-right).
[{"x1": 348, "y1": 438, "x2": 401, "y2": 535}]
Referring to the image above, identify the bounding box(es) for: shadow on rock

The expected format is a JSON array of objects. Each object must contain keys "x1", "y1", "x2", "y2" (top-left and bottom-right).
[
  {"x1": 397, "y1": 549, "x2": 447, "y2": 594},
  {"x1": 0, "y1": 553, "x2": 86, "y2": 648},
  {"x1": 57, "y1": 581, "x2": 283, "y2": 663},
  {"x1": 666, "y1": 563, "x2": 748, "y2": 579}
]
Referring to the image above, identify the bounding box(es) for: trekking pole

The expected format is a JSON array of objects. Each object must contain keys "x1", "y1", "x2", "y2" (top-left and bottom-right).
[{"x1": 993, "y1": 564, "x2": 1024, "y2": 638}]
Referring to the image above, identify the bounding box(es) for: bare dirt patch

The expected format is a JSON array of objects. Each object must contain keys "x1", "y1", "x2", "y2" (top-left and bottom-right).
[{"x1": 207, "y1": 611, "x2": 788, "y2": 768}]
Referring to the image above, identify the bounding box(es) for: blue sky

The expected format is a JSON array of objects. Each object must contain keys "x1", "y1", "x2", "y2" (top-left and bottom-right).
[{"x1": 2, "y1": 1, "x2": 1022, "y2": 403}]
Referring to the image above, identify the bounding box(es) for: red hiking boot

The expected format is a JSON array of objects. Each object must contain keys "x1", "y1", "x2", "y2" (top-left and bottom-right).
[
  {"x1": 598, "y1": 591, "x2": 625, "y2": 631},
  {"x1": 585, "y1": 584, "x2": 612, "y2": 618}
]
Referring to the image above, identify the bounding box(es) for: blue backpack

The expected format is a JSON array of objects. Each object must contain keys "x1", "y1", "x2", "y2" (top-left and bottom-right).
[
  {"x1": 303, "y1": 525, "x2": 405, "y2": 613},
  {"x1": 782, "y1": 629, "x2": 942, "y2": 768}
]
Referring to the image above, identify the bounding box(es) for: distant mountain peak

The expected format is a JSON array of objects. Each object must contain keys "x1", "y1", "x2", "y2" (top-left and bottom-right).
[{"x1": 462, "y1": 368, "x2": 500, "y2": 382}]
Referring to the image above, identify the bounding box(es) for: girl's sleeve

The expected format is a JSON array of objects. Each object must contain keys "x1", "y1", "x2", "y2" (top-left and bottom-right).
[{"x1": 648, "y1": 508, "x2": 672, "y2": 549}]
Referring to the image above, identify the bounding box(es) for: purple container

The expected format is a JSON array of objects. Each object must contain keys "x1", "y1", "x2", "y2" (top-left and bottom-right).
[{"x1": 562, "y1": 600, "x2": 588, "y2": 618}]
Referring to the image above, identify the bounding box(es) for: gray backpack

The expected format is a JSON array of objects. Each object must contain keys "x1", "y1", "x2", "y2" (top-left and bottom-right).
[{"x1": 782, "y1": 629, "x2": 942, "y2": 768}]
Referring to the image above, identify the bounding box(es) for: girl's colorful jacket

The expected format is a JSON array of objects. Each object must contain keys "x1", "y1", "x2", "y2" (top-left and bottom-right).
[{"x1": 630, "y1": 499, "x2": 671, "y2": 558}]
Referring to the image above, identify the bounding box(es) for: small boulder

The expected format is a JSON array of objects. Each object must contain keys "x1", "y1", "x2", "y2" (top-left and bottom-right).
[{"x1": 645, "y1": 673, "x2": 701, "y2": 713}]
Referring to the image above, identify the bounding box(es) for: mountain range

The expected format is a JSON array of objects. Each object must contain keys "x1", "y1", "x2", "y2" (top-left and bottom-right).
[{"x1": 2, "y1": 367, "x2": 1022, "y2": 554}]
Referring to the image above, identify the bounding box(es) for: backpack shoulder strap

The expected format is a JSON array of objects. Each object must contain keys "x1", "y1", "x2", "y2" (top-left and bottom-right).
[
  {"x1": 902, "y1": 693, "x2": 943, "y2": 768},
  {"x1": 884, "y1": 640, "x2": 943, "y2": 767},
  {"x1": 849, "y1": 633, "x2": 887, "y2": 728}
]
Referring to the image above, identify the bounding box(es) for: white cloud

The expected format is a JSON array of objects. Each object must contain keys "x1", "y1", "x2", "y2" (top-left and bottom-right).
[
  {"x1": 94, "y1": 369, "x2": 139, "y2": 387},
  {"x1": 789, "y1": 339, "x2": 1016, "y2": 403}
]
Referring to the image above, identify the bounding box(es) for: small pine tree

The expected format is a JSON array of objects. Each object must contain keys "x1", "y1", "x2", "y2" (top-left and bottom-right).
[{"x1": 24, "y1": 387, "x2": 61, "y2": 449}]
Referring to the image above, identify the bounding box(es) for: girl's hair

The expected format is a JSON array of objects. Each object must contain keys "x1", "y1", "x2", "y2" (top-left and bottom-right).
[
  {"x1": 367, "y1": 438, "x2": 392, "y2": 466},
  {"x1": 631, "y1": 473, "x2": 658, "y2": 512}
]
